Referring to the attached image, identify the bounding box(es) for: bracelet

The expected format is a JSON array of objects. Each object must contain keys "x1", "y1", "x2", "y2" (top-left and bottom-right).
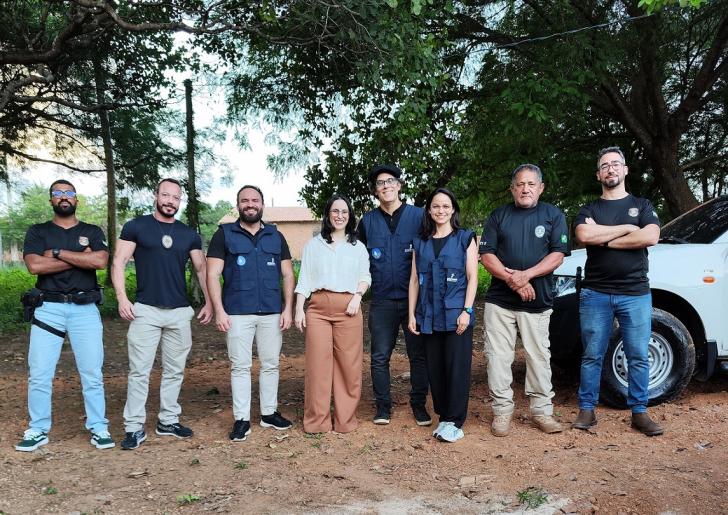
[{"x1": 354, "y1": 291, "x2": 363, "y2": 297}]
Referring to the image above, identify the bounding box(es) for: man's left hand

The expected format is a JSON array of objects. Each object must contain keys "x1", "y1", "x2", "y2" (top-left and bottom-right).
[
  {"x1": 197, "y1": 303, "x2": 213, "y2": 325},
  {"x1": 504, "y1": 268, "x2": 531, "y2": 290}
]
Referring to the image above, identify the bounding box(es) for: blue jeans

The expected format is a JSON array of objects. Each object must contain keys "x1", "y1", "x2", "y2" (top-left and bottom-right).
[
  {"x1": 578, "y1": 288, "x2": 652, "y2": 413},
  {"x1": 28, "y1": 302, "x2": 108, "y2": 433},
  {"x1": 369, "y1": 298, "x2": 429, "y2": 411}
]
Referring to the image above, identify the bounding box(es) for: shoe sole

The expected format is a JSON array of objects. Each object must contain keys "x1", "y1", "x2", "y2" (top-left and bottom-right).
[
  {"x1": 631, "y1": 424, "x2": 664, "y2": 436},
  {"x1": 415, "y1": 419, "x2": 433, "y2": 427},
  {"x1": 373, "y1": 418, "x2": 390, "y2": 425},
  {"x1": 121, "y1": 433, "x2": 147, "y2": 450},
  {"x1": 155, "y1": 429, "x2": 193, "y2": 439},
  {"x1": 91, "y1": 439, "x2": 116, "y2": 449},
  {"x1": 571, "y1": 421, "x2": 597, "y2": 430},
  {"x1": 15, "y1": 437, "x2": 49, "y2": 452},
  {"x1": 260, "y1": 421, "x2": 292, "y2": 431},
  {"x1": 230, "y1": 429, "x2": 252, "y2": 442}
]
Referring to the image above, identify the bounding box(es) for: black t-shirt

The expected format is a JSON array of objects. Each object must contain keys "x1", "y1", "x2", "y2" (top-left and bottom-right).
[
  {"x1": 23, "y1": 221, "x2": 107, "y2": 293},
  {"x1": 120, "y1": 215, "x2": 202, "y2": 308},
  {"x1": 480, "y1": 202, "x2": 570, "y2": 312},
  {"x1": 431, "y1": 231, "x2": 476, "y2": 258},
  {"x1": 357, "y1": 204, "x2": 405, "y2": 245},
  {"x1": 207, "y1": 222, "x2": 292, "y2": 260},
  {"x1": 575, "y1": 195, "x2": 660, "y2": 295}
]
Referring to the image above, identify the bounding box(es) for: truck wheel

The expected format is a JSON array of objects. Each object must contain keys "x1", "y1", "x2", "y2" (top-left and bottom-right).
[{"x1": 601, "y1": 308, "x2": 695, "y2": 409}]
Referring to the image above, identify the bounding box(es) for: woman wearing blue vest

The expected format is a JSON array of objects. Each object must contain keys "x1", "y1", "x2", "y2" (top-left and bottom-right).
[
  {"x1": 294, "y1": 194, "x2": 371, "y2": 433},
  {"x1": 407, "y1": 188, "x2": 478, "y2": 443}
]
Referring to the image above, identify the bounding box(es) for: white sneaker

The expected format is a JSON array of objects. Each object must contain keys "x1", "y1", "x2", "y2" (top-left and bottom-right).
[
  {"x1": 432, "y1": 421, "x2": 452, "y2": 438},
  {"x1": 437, "y1": 424, "x2": 464, "y2": 443}
]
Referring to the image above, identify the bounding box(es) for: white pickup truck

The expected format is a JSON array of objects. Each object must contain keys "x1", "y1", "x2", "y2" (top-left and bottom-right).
[{"x1": 549, "y1": 195, "x2": 728, "y2": 408}]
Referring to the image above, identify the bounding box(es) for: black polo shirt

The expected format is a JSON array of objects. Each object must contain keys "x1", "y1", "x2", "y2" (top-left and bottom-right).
[
  {"x1": 480, "y1": 202, "x2": 570, "y2": 312},
  {"x1": 23, "y1": 221, "x2": 107, "y2": 293},
  {"x1": 357, "y1": 204, "x2": 405, "y2": 245},
  {"x1": 575, "y1": 194, "x2": 660, "y2": 295}
]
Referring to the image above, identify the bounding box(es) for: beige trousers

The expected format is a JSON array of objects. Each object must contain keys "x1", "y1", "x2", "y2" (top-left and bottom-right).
[
  {"x1": 484, "y1": 302, "x2": 555, "y2": 416},
  {"x1": 303, "y1": 291, "x2": 363, "y2": 433},
  {"x1": 123, "y1": 303, "x2": 194, "y2": 432}
]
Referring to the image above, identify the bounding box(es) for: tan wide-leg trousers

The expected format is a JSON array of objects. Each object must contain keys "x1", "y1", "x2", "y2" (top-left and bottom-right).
[{"x1": 303, "y1": 291, "x2": 363, "y2": 433}]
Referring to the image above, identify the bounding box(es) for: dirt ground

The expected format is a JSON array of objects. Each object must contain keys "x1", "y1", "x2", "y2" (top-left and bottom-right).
[{"x1": 1, "y1": 300, "x2": 727, "y2": 515}]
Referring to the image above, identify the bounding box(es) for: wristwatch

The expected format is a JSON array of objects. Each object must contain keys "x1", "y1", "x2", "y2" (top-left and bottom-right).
[
  {"x1": 52, "y1": 248, "x2": 61, "y2": 259},
  {"x1": 463, "y1": 306, "x2": 473, "y2": 315},
  {"x1": 354, "y1": 291, "x2": 364, "y2": 297}
]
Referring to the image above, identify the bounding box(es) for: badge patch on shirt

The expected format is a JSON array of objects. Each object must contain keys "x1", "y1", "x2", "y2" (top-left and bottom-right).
[
  {"x1": 404, "y1": 243, "x2": 413, "y2": 254},
  {"x1": 628, "y1": 207, "x2": 639, "y2": 217},
  {"x1": 534, "y1": 225, "x2": 545, "y2": 238},
  {"x1": 237, "y1": 255, "x2": 246, "y2": 266},
  {"x1": 372, "y1": 248, "x2": 382, "y2": 259},
  {"x1": 446, "y1": 273, "x2": 458, "y2": 283},
  {"x1": 78, "y1": 236, "x2": 89, "y2": 246},
  {"x1": 267, "y1": 257, "x2": 276, "y2": 266},
  {"x1": 560, "y1": 234, "x2": 568, "y2": 244},
  {"x1": 418, "y1": 273, "x2": 424, "y2": 285}
]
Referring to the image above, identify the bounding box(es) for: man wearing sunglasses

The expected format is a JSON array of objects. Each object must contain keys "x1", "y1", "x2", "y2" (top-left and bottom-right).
[
  {"x1": 572, "y1": 146, "x2": 663, "y2": 436},
  {"x1": 359, "y1": 164, "x2": 431, "y2": 427},
  {"x1": 17, "y1": 180, "x2": 114, "y2": 452}
]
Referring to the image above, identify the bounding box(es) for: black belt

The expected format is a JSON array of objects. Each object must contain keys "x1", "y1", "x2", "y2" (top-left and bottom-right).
[{"x1": 42, "y1": 292, "x2": 77, "y2": 303}]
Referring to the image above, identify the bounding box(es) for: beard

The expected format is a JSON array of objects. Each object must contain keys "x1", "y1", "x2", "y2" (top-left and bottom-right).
[
  {"x1": 601, "y1": 175, "x2": 623, "y2": 189},
  {"x1": 239, "y1": 207, "x2": 263, "y2": 224},
  {"x1": 52, "y1": 202, "x2": 76, "y2": 216},
  {"x1": 156, "y1": 201, "x2": 179, "y2": 218}
]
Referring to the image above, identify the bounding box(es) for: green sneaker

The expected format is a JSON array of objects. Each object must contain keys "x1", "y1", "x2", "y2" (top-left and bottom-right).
[
  {"x1": 90, "y1": 430, "x2": 115, "y2": 449},
  {"x1": 16, "y1": 429, "x2": 49, "y2": 452}
]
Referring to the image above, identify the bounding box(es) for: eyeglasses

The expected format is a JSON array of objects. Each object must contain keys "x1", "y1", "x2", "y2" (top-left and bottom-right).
[
  {"x1": 330, "y1": 209, "x2": 349, "y2": 216},
  {"x1": 51, "y1": 190, "x2": 77, "y2": 199},
  {"x1": 598, "y1": 161, "x2": 624, "y2": 172},
  {"x1": 375, "y1": 178, "x2": 398, "y2": 188},
  {"x1": 160, "y1": 192, "x2": 182, "y2": 202}
]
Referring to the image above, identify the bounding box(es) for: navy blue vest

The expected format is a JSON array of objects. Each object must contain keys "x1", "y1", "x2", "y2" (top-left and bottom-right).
[
  {"x1": 221, "y1": 223, "x2": 283, "y2": 314},
  {"x1": 362, "y1": 204, "x2": 423, "y2": 300},
  {"x1": 414, "y1": 229, "x2": 475, "y2": 334}
]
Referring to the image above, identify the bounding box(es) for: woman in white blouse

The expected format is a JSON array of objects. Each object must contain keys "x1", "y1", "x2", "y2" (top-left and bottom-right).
[{"x1": 294, "y1": 194, "x2": 371, "y2": 433}]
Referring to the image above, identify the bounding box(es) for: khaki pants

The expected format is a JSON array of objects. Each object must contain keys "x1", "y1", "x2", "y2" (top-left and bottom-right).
[
  {"x1": 303, "y1": 291, "x2": 363, "y2": 433},
  {"x1": 123, "y1": 303, "x2": 194, "y2": 432},
  {"x1": 227, "y1": 314, "x2": 282, "y2": 421},
  {"x1": 484, "y1": 302, "x2": 555, "y2": 416}
]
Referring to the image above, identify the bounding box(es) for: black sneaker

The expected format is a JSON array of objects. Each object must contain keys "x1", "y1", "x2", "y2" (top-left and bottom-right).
[
  {"x1": 260, "y1": 411, "x2": 292, "y2": 430},
  {"x1": 120, "y1": 430, "x2": 147, "y2": 450},
  {"x1": 230, "y1": 420, "x2": 252, "y2": 441},
  {"x1": 155, "y1": 422, "x2": 193, "y2": 439},
  {"x1": 373, "y1": 406, "x2": 391, "y2": 425},
  {"x1": 412, "y1": 405, "x2": 433, "y2": 426}
]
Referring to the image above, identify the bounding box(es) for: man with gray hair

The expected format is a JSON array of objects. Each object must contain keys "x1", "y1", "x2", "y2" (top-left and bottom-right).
[{"x1": 479, "y1": 164, "x2": 570, "y2": 437}]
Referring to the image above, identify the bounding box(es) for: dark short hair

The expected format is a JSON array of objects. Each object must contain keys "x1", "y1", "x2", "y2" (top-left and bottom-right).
[
  {"x1": 597, "y1": 146, "x2": 626, "y2": 168},
  {"x1": 511, "y1": 164, "x2": 542, "y2": 184},
  {"x1": 49, "y1": 179, "x2": 75, "y2": 197},
  {"x1": 236, "y1": 185, "x2": 265, "y2": 204},
  {"x1": 321, "y1": 194, "x2": 358, "y2": 245},
  {"x1": 419, "y1": 187, "x2": 462, "y2": 239},
  {"x1": 155, "y1": 178, "x2": 182, "y2": 193}
]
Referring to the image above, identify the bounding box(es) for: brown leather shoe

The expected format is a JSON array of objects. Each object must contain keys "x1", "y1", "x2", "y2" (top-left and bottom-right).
[
  {"x1": 491, "y1": 414, "x2": 512, "y2": 437},
  {"x1": 631, "y1": 412, "x2": 664, "y2": 436},
  {"x1": 571, "y1": 409, "x2": 597, "y2": 430},
  {"x1": 532, "y1": 415, "x2": 563, "y2": 434}
]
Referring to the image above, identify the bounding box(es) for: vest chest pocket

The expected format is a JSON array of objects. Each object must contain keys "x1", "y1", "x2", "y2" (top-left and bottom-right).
[{"x1": 440, "y1": 256, "x2": 466, "y2": 298}]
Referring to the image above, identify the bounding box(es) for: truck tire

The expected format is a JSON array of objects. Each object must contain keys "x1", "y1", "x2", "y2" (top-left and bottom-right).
[{"x1": 601, "y1": 308, "x2": 695, "y2": 409}]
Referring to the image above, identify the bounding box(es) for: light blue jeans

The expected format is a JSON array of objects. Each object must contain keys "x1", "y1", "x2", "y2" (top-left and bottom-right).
[
  {"x1": 28, "y1": 302, "x2": 108, "y2": 434},
  {"x1": 578, "y1": 288, "x2": 652, "y2": 413}
]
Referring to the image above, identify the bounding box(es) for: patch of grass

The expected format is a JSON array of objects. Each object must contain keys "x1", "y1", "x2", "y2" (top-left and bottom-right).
[
  {"x1": 176, "y1": 494, "x2": 201, "y2": 505},
  {"x1": 189, "y1": 458, "x2": 200, "y2": 466},
  {"x1": 234, "y1": 461, "x2": 249, "y2": 470},
  {"x1": 311, "y1": 441, "x2": 321, "y2": 449},
  {"x1": 43, "y1": 486, "x2": 58, "y2": 495},
  {"x1": 358, "y1": 443, "x2": 373, "y2": 455},
  {"x1": 304, "y1": 432, "x2": 323, "y2": 439},
  {"x1": 516, "y1": 486, "x2": 548, "y2": 509}
]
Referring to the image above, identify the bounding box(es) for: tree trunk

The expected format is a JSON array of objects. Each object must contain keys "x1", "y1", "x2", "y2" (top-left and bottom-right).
[
  {"x1": 184, "y1": 79, "x2": 202, "y2": 304},
  {"x1": 93, "y1": 57, "x2": 117, "y2": 287},
  {"x1": 650, "y1": 140, "x2": 699, "y2": 219}
]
